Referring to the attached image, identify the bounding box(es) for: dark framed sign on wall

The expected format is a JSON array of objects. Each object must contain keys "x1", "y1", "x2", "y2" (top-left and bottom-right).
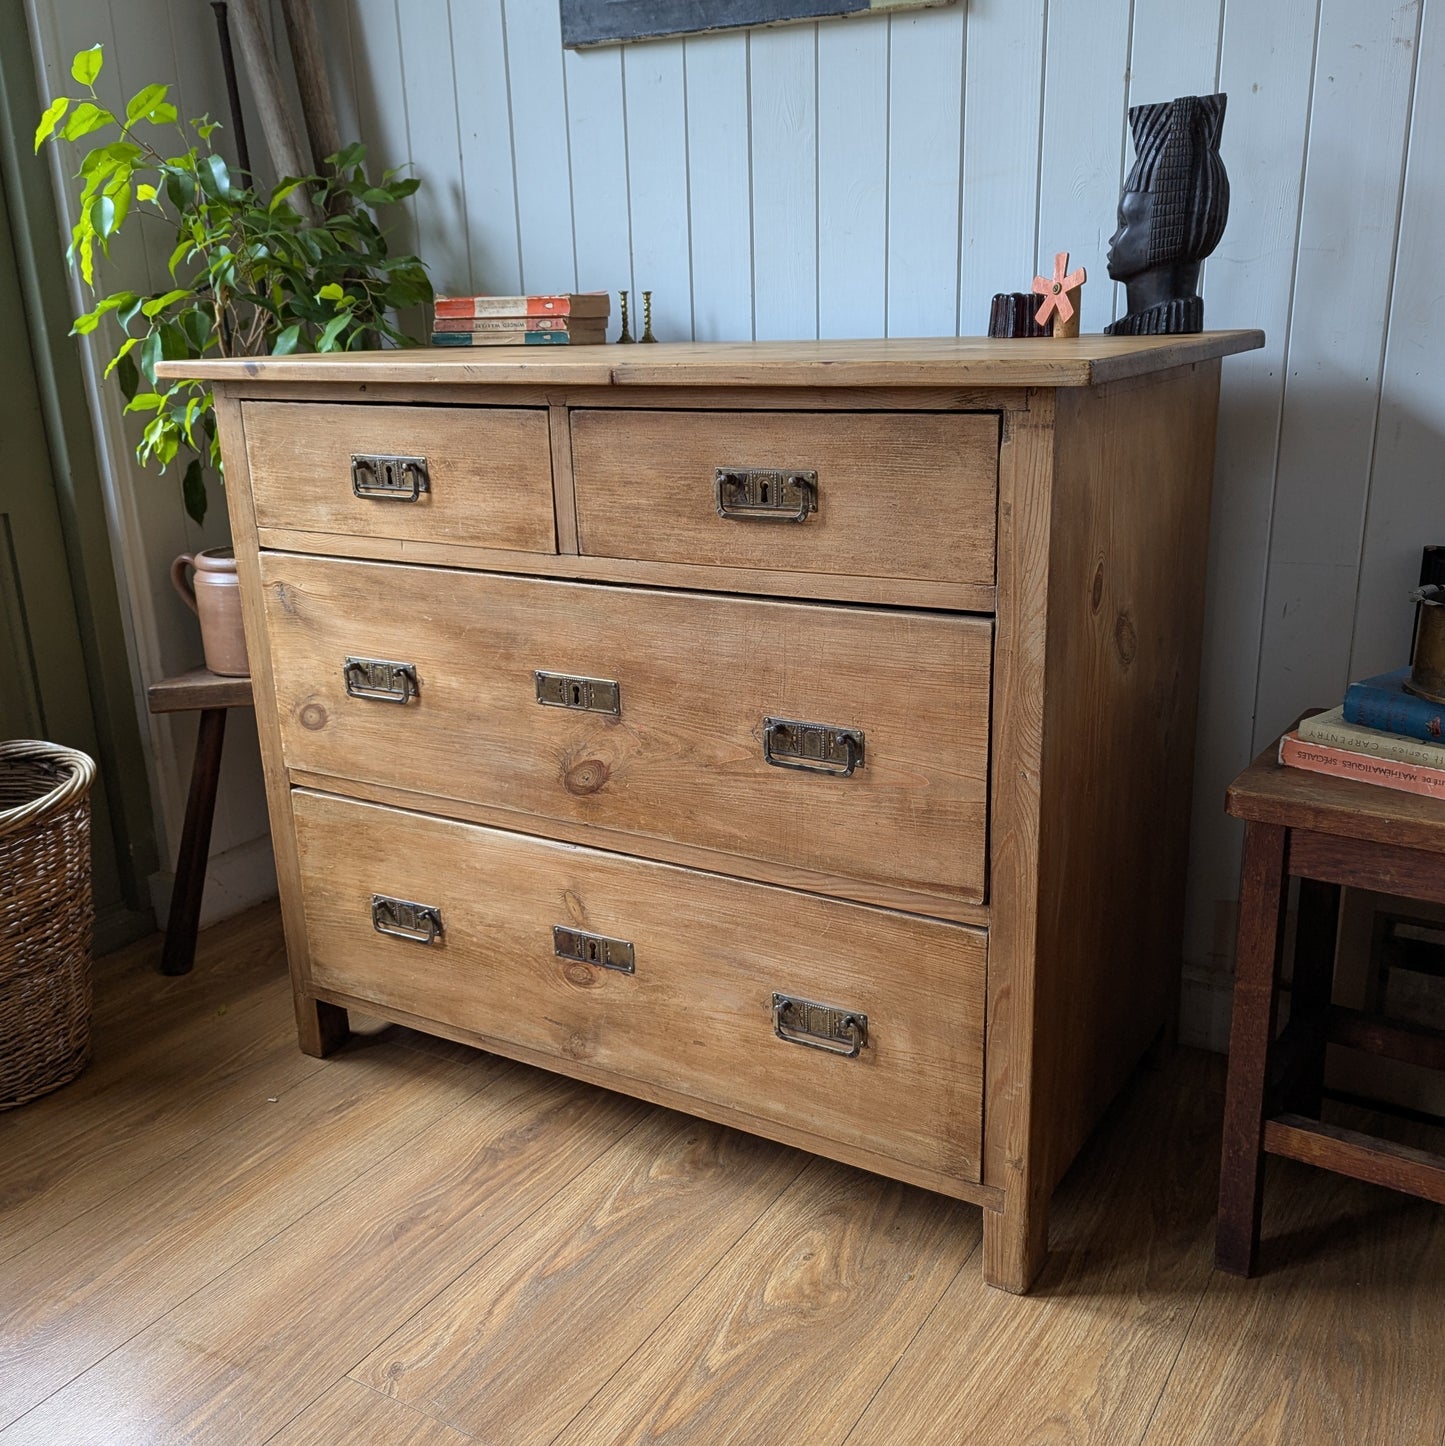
[{"x1": 560, "y1": 0, "x2": 957, "y2": 49}]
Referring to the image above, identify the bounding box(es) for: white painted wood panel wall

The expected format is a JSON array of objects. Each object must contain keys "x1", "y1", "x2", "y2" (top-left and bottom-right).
[{"x1": 26, "y1": 1, "x2": 1438, "y2": 1041}]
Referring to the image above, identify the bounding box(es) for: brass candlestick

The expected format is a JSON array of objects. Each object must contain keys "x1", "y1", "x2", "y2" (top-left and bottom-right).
[
  {"x1": 640, "y1": 290, "x2": 656, "y2": 342},
  {"x1": 617, "y1": 290, "x2": 634, "y2": 343}
]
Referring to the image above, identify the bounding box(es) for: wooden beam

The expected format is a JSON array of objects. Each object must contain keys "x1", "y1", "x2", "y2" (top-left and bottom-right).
[{"x1": 1263, "y1": 1114, "x2": 1445, "y2": 1206}]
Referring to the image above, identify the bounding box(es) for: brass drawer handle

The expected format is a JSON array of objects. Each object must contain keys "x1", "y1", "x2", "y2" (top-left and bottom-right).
[
  {"x1": 554, "y1": 925, "x2": 635, "y2": 973},
  {"x1": 351, "y1": 453, "x2": 430, "y2": 501},
  {"x1": 715, "y1": 467, "x2": 816, "y2": 521},
  {"x1": 344, "y1": 657, "x2": 419, "y2": 703},
  {"x1": 772, "y1": 993, "x2": 867, "y2": 1058},
  {"x1": 372, "y1": 894, "x2": 443, "y2": 944},
  {"x1": 535, "y1": 671, "x2": 621, "y2": 715},
  {"x1": 762, "y1": 717, "x2": 864, "y2": 777}
]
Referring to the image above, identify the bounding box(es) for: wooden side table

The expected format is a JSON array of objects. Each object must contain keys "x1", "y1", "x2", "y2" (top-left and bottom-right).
[
  {"x1": 146, "y1": 668, "x2": 254, "y2": 976},
  {"x1": 1217, "y1": 738, "x2": 1445, "y2": 1276}
]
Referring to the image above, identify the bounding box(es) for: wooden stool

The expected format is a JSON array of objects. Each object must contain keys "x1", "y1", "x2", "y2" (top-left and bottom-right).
[
  {"x1": 146, "y1": 668, "x2": 254, "y2": 976},
  {"x1": 1216, "y1": 737, "x2": 1445, "y2": 1276}
]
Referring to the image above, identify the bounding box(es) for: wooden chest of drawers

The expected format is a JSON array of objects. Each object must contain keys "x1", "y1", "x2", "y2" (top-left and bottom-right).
[{"x1": 171, "y1": 334, "x2": 1261, "y2": 1292}]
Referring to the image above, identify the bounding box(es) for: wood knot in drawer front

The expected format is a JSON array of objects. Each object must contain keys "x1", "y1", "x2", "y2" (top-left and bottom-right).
[
  {"x1": 271, "y1": 581, "x2": 299, "y2": 618},
  {"x1": 563, "y1": 756, "x2": 611, "y2": 795},
  {"x1": 561, "y1": 960, "x2": 603, "y2": 989},
  {"x1": 562, "y1": 1028, "x2": 595, "y2": 1061},
  {"x1": 298, "y1": 700, "x2": 329, "y2": 731},
  {"x1": 1091, "y1": 560, "x2": 1106, "y2": 613},
  {"x1": 1114, "y1": 611, "x2": 1138, "y2": 668}
]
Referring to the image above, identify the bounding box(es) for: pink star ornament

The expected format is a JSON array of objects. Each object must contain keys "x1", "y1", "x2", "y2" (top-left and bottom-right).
[{"x1": 1032, "y1": 251, "x2": 1087, "y2": 337}]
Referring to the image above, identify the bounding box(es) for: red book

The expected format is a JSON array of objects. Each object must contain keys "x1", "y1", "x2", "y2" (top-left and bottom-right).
[
  {"x1": 1277, "y1": 729, "x2": 1445, "y2": 800},
  {"x1": 433, "y1": 292, "x2": 611, "y2": 320}
]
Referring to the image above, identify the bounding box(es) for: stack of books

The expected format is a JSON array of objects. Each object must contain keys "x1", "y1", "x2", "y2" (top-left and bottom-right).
[
  {"x1": 430, "y1": 292, "x2": 610, "y2": 347},
  {"x1": 1279, "y1": 667, "x2": 1445, "y2": 799}
]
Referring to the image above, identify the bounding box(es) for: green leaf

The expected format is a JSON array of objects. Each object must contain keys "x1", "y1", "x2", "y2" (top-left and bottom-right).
[
  {"x1": 137, "y1": 182, "x2": 157, "y2": 203},
  {"x1": 195, "y1": 119, "x2": 219, "y2": 140},
  {"x1": 124, "y1": 391, "x2": 166, "y2": 412},
  {"x1": 72, "y1": 289, "x2": 138, "y2": 334},
  {"x1": 141, "y1": 287, "x2": 190, "y2": 318},
  {"x1": 271, "y1": 323, "x2": 302, "y2": 356},
  {"x1": 330, "y1": 141, "x2": 366, "y2": 171},
  {"x1": 124, "y1": 83, "x2": 168, "y2": 124},
  {"x1": 180, "y1": 307, "x2": 212, "y2": 353},
  {"x1": 60, "y1": 101, "x2": 114, "y2": 142},
  {"x1": 268, "y1": 178, "x2": 306, "y2": 213},
  {"x1": 92, "y1": 193, "x2": 116, "y2": 239},
  {"x1": 71, "y1": 46, "x2": 103, "y2": 87},
  {"x1": 118, "y1": 293, "x2": 145, "y2": 329},
  {"x1": 138, "y1": 329, "x2": 161, "y2": 386},
  {"x1": 197, "y1": 152, "x2": 231, "y2": 200},
  {"x1": 104, "y1": 335, "x2": 139, "y2": 377},
  {"x1": 34, "y1": 97, "x2": 70, "y2": 152},
  {"x1": 182, "y1": 457, "x2": 206, "y2": 525},
  {"x1": 116, "y1": 350, "x2": 139, "y2": 400},
  {"x1": 317, "y1": 282, "x2": 345, "y2": 304},
  {"x1": 105, "y1": 175, "x2": 132, "y2": 233},
  {"x1": 317, "y1": 312, "x2": 349, "y2": 351}
]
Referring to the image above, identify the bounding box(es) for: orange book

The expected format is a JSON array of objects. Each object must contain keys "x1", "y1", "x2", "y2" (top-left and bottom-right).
[
  {"x1": 1277, "y1": 730, "x2": 1445, "y2": 800},
  {"x1": 433, "y1": 292, "x2": 611, "y2": 320}
]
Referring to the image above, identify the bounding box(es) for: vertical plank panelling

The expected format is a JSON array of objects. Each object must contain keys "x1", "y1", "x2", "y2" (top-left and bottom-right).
[
  {"x1": 1182, "y1": 0, "x2": 1321, "y2": 1003},
  {"x1": 397, "y1": 5, "x2": 470, "y2": 297},
  {"x1": 1127, "y1": 0, "x2": 1226, "y2": 105},
  {"x1": 957, "y1": 1, "x2": 1047, "y2": 338},
  {"x1": 449, "y1": 0, "x2": 521, "y2": 295},
  {"x1": 1350, "y1": 1, "x2": 1445, "y2": 683},
  {"x1": 349, "y1": 0, "x2": 418, "y2": 259},
  {"x1": 1252, "y1": 0, "x2": 1422, "y2": 752},
  {"x1": 816, "y1": 20, "x2": 886, "y2": 338},
  {"x1": 504, "y1": 0, "x2": 577, "y2": 292},
  {"x1": 1035, "y1": 0, "x2": 1132, "y2": 337},
  {"x1": 885, "y1": 7, "x2": 963, "y2": 337},
  {"x1": 688, "y1": 33, "x2": 755, "y2": 340},
  {"x1": 749, "y1": 25, "x2": 818, "y2": 340},
  {"x1": 622, "y1": 40, "x2": 692, "y2": 341},
  {"x1": 565, "y1": 46, "x2": 632, "y2": 338}
]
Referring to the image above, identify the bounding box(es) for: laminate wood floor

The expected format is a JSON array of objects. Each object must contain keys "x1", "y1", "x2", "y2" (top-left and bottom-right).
[{"x1": 2, "y1": 902, "x2": 1441, "y2": 1445}]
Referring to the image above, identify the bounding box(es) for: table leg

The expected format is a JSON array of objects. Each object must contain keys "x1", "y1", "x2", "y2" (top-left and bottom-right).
[
  {"x1": 159, "y1": 707, "x2": 228, "y2": 976},
  {"x1": 1216, "y1": 820, "x2": 1289, "y2": 1276}
]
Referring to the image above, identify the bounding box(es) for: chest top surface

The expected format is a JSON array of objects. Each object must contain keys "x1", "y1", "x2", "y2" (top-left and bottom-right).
[{"x1": 160, "y1": 331, "x2": 1264, "y2": 390}]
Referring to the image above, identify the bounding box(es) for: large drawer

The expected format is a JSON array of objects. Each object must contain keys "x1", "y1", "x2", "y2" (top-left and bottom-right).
[
  {"x1": 261, "y1": 554, "x2": 991, "y2": 913},
  {"x1": 243, "y1": 401, "x2": 556, "y2": 553},
  {"x1": 292, "y1": 788, "x2": 986, "y2": 1183},
  {"x1": 570, "y1": 409, "x2": 998, "y2": 586}
]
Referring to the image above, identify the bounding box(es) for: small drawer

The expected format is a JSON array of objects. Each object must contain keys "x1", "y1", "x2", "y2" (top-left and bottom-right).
[
  {"x1": 243, "y1": 401, "x2": 555, "y2": 554},
  {"x1": 293, "y1": 789, "x2": 986, "y2": 1184},
  {"x1": 261, "y1": 554, "x2": 991, "y2": 914},
  {"x1": 570, "y1": 409, "x2": 998, "y2": 586}
]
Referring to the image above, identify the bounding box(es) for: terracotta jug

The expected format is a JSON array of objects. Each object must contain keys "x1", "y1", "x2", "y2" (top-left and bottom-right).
[{"x1": 170, "y1": 547, "x2": 250, "y2": 677}]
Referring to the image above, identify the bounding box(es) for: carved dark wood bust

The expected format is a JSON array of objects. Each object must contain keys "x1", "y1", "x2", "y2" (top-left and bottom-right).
[{"x1": 1106, "y1": 93, "x2": 1229, "y2": 336}]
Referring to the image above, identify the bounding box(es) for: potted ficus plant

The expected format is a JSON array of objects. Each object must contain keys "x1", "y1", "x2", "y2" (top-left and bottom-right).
[{"x1": 36, "y1": 44, "x2": 430, "y2": 671}]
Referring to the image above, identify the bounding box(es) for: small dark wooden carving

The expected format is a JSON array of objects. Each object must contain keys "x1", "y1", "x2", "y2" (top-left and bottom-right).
[
  {"x1": 1106, "y1": 93, "x2": 1229, "y2": 336},
  {"x1": 988, "y1": 292, "x2": 1051, "y2": 339}
]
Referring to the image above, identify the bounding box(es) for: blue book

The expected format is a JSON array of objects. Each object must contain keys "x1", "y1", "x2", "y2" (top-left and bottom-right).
[{"x1": 1342, "y1": 667, "x2": 1445, "y2": 742}]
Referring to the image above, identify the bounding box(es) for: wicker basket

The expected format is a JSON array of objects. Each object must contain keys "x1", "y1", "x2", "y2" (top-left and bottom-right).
[{"x1": 1, "y1": 740, "x2": 97, "y2": 1108}]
